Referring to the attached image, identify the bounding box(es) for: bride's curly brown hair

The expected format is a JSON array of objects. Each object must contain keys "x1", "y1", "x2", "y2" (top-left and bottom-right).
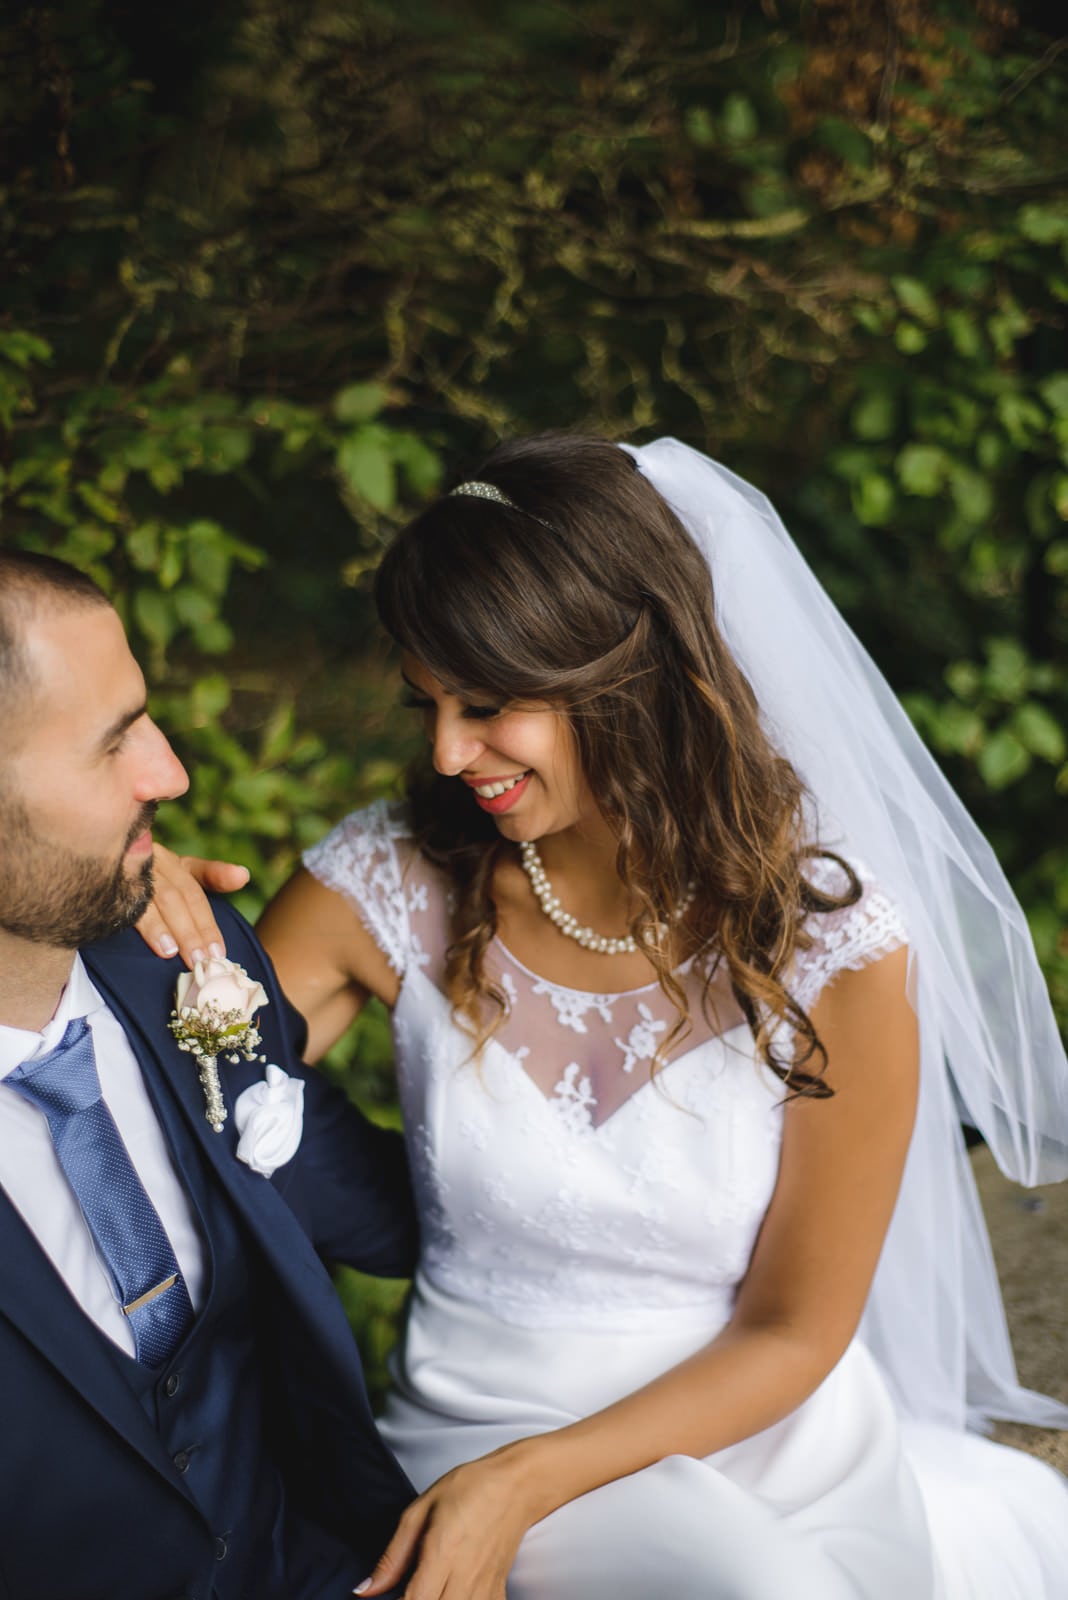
[{"x1": 374, "y1": 433, "x2": 859, "y2": 1097}]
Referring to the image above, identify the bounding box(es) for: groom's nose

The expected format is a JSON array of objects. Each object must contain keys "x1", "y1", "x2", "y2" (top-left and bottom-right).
[{"x1": 133, "y1": 718, "x2": 190, "y2": 803}]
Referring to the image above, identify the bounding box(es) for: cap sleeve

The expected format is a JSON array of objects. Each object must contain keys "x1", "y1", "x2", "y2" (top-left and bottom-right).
[
  {"x1": 792, "y1": 855, "x2": 909, "y2": 1013},
  {"x1": 302, "y1": 799, "x2": 413, "y2": 976}
]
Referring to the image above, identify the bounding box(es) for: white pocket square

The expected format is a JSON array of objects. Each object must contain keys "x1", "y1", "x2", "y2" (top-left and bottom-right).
[{"x1": 233, "y1": 1064, "x2": 305, "y2": 1177}]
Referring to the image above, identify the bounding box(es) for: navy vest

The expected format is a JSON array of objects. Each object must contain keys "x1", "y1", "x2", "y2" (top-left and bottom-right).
[{"x1": 102, "y1": 1077, "x2": 366, "y2": 1600}]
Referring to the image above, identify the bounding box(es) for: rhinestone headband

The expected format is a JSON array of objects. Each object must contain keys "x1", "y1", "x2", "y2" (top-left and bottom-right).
[
  {"x1": 449, "y1": 480, "x2": 517, "y2": 508},
  {"x1": 448, "y1": 478, "x2": 556, "y2": 531}
]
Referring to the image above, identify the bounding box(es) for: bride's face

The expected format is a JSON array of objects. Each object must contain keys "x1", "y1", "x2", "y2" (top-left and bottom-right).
[{"x1": 401, "y1": 656, "x2": 600, "y2": 843}]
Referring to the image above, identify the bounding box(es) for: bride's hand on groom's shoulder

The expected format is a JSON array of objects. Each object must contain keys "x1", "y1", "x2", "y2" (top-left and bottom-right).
[
  {"x1": 137, "y1": 842, "x2": 250, "y2": 965},
  {"x1": 355, "y1": 1448, "x2": 542, "y2": 1600}
]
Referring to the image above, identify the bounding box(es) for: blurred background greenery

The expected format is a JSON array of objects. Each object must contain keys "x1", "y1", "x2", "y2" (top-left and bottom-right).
[{"x1": 3, "y1": 0, "x2": 1066, "y2": 1400}]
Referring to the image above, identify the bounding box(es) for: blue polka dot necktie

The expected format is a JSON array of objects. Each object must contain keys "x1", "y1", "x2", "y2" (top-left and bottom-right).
[{"x1": 7, "y1": 1016, "x2": 194, "y2": 1366}]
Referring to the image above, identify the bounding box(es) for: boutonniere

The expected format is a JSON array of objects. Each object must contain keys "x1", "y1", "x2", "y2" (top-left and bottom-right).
[
  {"x1": 169, "y1": 956, "x2": 269, "y2": 1132},
  {"x1": 169, "y1": 957, "x2": 305, "y2": 1176}
]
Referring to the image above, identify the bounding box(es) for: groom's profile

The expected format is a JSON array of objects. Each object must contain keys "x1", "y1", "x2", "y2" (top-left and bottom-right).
[{"x1": 0, "y1": 550, "x2": 415, "y2": 1600}]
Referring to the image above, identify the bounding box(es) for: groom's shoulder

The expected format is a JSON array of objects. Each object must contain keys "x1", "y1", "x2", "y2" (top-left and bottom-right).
[
  {"x1": 83, "y1": 897, "x2": 273, "y2": 995},
  {"x1": 82, "y1": 898, "x2": 310, "y2": 1065}
]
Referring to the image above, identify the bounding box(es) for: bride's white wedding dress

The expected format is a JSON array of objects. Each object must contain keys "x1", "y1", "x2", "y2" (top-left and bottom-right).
[{"x1": 306, "y1": 801, "x2": 1068, "y2": 1600}]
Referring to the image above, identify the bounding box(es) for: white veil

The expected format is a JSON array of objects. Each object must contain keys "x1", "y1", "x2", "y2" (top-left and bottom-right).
[{"x1": 625, "y1": 437, "x2": 1068, "y2": 1433}]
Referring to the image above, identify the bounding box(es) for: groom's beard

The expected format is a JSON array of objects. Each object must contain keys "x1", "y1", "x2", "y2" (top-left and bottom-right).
[{"x1": 0, "y1": 798, "x2": 158, "y2": 949}]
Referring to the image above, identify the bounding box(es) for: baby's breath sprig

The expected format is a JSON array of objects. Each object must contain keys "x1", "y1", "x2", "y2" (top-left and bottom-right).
[{"x1": 169, "y1": 1003, "x2": 264, "y2": 1133}]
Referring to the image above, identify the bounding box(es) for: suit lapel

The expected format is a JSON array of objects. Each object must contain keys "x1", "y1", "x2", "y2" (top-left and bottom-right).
[{"x1": 81, "y1": 946, "x2": 362, "y2": 1363}]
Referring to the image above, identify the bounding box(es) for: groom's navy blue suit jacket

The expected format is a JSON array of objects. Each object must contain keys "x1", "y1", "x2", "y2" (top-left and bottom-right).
[{"x1": 0, "y1": 901, "x2": 416, "y2": 1600}]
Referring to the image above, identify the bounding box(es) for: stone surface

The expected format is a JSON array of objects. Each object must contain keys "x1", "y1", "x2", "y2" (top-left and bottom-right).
[{"x1": 971, "y1": 1143, "x2": 1068, "y2": 1472}]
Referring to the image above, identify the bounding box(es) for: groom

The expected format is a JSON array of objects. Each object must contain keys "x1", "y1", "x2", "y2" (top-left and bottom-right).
[{"x1": 0, "y1": 550, "x2": 415, "y2": 1600}]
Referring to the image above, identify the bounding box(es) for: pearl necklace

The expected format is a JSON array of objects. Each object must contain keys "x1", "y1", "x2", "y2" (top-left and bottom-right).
[{"x1": 519, "y1": 839, "x2": 695, "y2": 955}]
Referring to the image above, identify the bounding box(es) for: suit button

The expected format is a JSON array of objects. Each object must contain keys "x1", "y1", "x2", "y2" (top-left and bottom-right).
[
  {"x1": 214, "y1": 1535, "x2": 228, "y2": 1561},
  {"x1": 173, "y1": 1449, "x2": 191, "y2": 1473},
  {"x1": 164, "y1": 1372, "x2": 181, "y2": 1398}
]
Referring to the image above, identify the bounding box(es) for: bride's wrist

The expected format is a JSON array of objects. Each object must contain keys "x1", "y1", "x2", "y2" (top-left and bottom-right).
[{"x1": 487, "y1": 1432, "x2": 580, "y2": 1525}]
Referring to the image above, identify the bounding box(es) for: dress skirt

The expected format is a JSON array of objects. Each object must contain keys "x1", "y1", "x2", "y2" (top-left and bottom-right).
[{"x1": 377, "y1": 1274, "x2": 1066, "y2": 1599}]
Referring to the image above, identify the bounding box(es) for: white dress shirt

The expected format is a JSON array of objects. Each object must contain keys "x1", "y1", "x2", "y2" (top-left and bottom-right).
[{"x1": 0, "y1": 955, "x2": 206, "y2": 1356}]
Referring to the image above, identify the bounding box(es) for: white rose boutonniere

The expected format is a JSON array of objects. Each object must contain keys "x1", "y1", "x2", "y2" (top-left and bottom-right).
[{"x1": 169, "y1": 956, "x2": 269, "y2": 1132}]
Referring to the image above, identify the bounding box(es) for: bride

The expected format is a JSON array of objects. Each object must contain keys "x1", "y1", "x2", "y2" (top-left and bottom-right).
[{"x1": 145, "y1": 435, "x2": 1068, "y2": 1598}]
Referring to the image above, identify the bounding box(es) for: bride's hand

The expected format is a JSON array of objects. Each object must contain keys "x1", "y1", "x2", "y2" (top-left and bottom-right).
[
  {"x1": 138, "y1": 842, "x2": 250, "y2": 964},
  {"x1": 355, "y1": 1449, "x2": 541, "y2": 1600}
]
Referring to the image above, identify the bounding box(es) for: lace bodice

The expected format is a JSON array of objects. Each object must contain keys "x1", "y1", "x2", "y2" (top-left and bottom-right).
[{"x1": 305, "y1": 801, "x2": 907, "y2": 1329}]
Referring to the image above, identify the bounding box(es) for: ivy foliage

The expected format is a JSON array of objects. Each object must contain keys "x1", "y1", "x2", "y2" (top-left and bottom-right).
[{"x1": 2, "y1": 2, "x2": 1067, "y2": 1390}]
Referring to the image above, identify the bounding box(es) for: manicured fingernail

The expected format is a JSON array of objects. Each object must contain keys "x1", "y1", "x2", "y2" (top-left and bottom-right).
[
  {"x1": 353, "y1": 1583, "x2": 371, "y2": 1595},
  {"x1": 159, "y1": 935, "x2": 178, "y2": 957},
  {"x1": 209, "y1": 942, "x2": 224, "y2": 959},
  {"x1": 191, "y1": 947, "x2": 206, "y2": 964}
]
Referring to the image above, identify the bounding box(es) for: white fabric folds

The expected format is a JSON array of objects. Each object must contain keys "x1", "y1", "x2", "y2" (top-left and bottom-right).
[{"x1": 624, "y1": 437, "x2": 1068, "y2": 1432}]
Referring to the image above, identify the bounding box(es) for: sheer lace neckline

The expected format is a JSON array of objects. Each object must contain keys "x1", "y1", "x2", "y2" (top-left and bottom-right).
[
  {"x1": 491, "y1": 934, "x2": 698, "y2": 1001},
  {"x1": 302, "y1": 801, "x2": 909, "y2": 1134}
]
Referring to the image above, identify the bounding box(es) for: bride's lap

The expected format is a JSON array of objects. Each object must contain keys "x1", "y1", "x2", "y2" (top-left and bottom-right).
[{"x1": 507, "y1": 1453, "x2": 874, "y2": 1600}]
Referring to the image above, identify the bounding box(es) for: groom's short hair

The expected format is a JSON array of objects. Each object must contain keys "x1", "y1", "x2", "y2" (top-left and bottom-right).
[{"x1": 0, "y1": 550, "x2": 111, "y2": 700}]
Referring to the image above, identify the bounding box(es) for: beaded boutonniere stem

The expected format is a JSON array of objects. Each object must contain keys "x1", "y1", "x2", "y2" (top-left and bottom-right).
[{"x1": 169, "y1": 957, "x2": 268, "y2": 1132}]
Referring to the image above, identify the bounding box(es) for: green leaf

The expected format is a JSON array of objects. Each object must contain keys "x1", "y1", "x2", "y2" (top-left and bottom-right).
[
  {"x1": 851, "y1": 472, "x2": 895, "y2": 526},
  {"x1": 1025, "y1": 472, "x2": 1056, "y2": 538},
  {"x1": 987, "y1": 300, "x2": 1031, "y2": 358},
  {"x1": 894, "y1": 322, "x2": 928, "y2": 355},
  {"x1": 76, "y1": 483, "x2": 122, "y2": 524},
  {"x1": 892, "y1": 277, "x2": 939, "y2": 327},
  {"x1": 390, "y1": 432, "x2": 444, "y2": 497},
  {"x1": 850, "y1": 390, "x2": 896, "y2": 441},
  {"x1": 337, "y1": 431, "x2": 396, "y2": 511},
  {"x1": 945, "y1": 660, "x2": 982, "y2": 699},
  {"x1": 978, "y1": 728, "x2": 1031, "y2": 789},
  {"x1": 57, "y1": 524, "x2": 116, "y2": 565},
  {"x1": 1046, "y1": 541, "x2": 1068, "y2": 576},
  {"x1": 948, "y1": 463, "x2": 993, "y2": 524},
  {"x1": 260, "y1": 699, "x2": 296, "y2": 764},
  {"x1": 172, "y1": 586, "x2": 216, "y2": 626},
  {"x1": 126, "y1": 523, "x2": 160, "y2": 571},
  {"x1": 191, "y1": 618, "x2": 233, "y2": 654},
  {"x1": 996, "y1": 392, "x2": 1046, "y2": 449},
  {"x1": 1018, "y1": 203, "x2": 1068, "y2": 245},
  {"x1": 201, "y1": 426, "x2": 253, "y2": 473},
  {"x1": 148, "y1": 459, "x2": 183, "y2": 494},
  {"x1": 944, "y1": 310, "x2": 983, "y2": 359},
  {"x1": 685, "y1": 106, "x2": 717, "y2": 148},
  {"x1": 0, "y1": 330, "x2": 53, "y2": 369},
  {"x1": 1039, "y1": 374, "x2": 1068, "y2": 418},
  {"x1": 722, "y1": 93, "x2": 758, "y2": 143},
  {"x1": 133, "y1": 588, "x2": 177, "y2": 649},
  {"x1": 333, "y1": 383, "x2": 387, "y2": 424},
  {"x1": 158, "y1": 533, "x2": 184, "y2": 590},
  {"x1": 976, "y1": 430, "x2": 1008, "y2": 471},
  {"x1": 985, "y1": 638, "x2": 1029, "y2": 701},
  {"x1": 187, "y1": 521, "x2": 231, "y2": 596},
  {"x1": 929, "y1": 701, "x2": 984, "y2": 757},
  {"x1": 1011, "y1": 703, "x2": 1067, "y2": 764},
  {"x1": 896, "y1": 443, "x2": 948, "y2": 496},
  {"x1": 190, "y1": 674, "x2": 232, "y2": 724}
]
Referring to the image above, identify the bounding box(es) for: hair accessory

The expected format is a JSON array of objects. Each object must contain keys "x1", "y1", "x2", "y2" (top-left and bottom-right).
[
  {"x1": 449, "y1": 480, "x2": 516, "y2": 507},
  {"x1": 449, "y1": 479, "x2": 556, "y2": 533}
]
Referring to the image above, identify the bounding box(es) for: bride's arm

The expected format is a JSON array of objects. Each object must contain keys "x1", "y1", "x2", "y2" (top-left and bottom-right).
[
  {"x1": 257, "y1": 867, "x2": 399, "y2": 1061},
  {"x1": 357, "y1": 945, "x2": 919, "y2": 1600}
]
